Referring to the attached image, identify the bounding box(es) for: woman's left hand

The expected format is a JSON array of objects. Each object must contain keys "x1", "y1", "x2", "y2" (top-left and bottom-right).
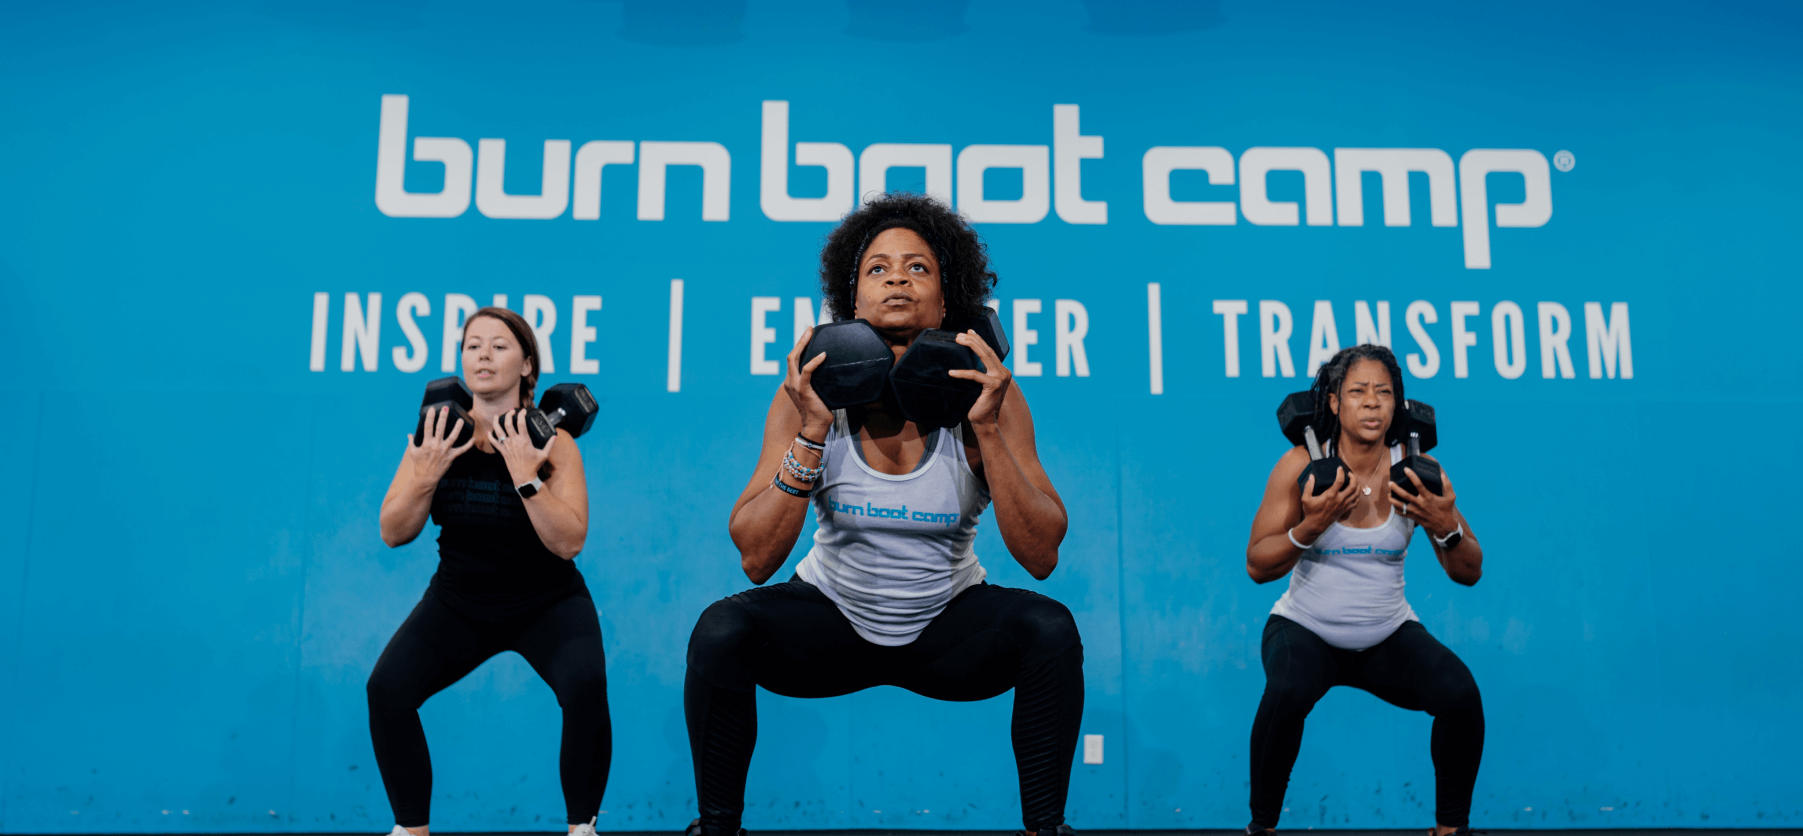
[
  {"x1": 1389, "y1": 466, "x2": 1458, "y2": 538},
  {"x1": 949, "y1": 329, "x2": 1013, "y2": 426},
  {"x1": 491, "y1": 409, "x2": 555, "y2": 485}
]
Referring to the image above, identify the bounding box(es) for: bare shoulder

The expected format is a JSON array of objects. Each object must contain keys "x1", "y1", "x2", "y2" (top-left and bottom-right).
[
  {"x1": 550, "y1": 429, "x2": 584, "y2": 468},
  {"x1": 1272, "y1": 445, "x2": 1309, "y2": 478}
]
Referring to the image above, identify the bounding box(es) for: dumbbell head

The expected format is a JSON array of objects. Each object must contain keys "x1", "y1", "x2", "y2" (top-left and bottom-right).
[
  {"x1": 947, "y1": 306, "x2": 1010, "y2": 362},
  {"x1": 1390, "y1": 454, "x2": 1445, "y2": 496},
  {"x1": 422, "y1": 376, "x2": 474, "y2": 410},
  {"x1": 1297, "y1": 456, "x2": 1348, "y2": 497},
  {"x1": 538, "y1": 383, "x2": 599, "y2": 440},
  {"x1": 414, "y1": 376, "x2": 475, "y2": 447},
  {"x1": 1395, "y1": 399, "x2": 1437, "y2": 452},
  {"x1": 519, "y1": 383, "x2": 599, "y2": 449},
  {"x1": 889, "y1": 329, "x2": 985, "y2": 430},
  {"x1": 1277, "y1": 390, "x2": 1317, "y2": 448},
  {"x1": 802, "y1": 319, "x2": 894, "y2": 410}
]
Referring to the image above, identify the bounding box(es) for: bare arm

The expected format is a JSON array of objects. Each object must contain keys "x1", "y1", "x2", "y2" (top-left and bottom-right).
[
  {"x1": 953, "y1": 332, "x2": 1066, "y2": 579},
  {"x1": 489, "y1": 411, "x2": 590, "y2": 560},
  {"x1": 380, "y1": 406, "x2": 474, "y2": 547},
  {"x1": 1389, "y1": 456, "x2": 1483, "y2": 585},
  {"x1": 727, "y1": 330, "x2": 832, "y2": 584},
  {"x1": 1245, "y1": 447, "x2": 1359, "y2": 583}
]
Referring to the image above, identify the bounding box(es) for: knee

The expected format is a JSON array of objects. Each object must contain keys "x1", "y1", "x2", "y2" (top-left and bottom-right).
[
  {"x1": 553, "y1": 667, "x2": 610, "y2": 710},
  {"x1": 1259, "y1": 678, "x2": 1322, "y2": 718},
  {"x1": 366, "y1": 663, "x2": 419, "y2": 713},
  {"x1": 1424, "y1": 664, "x2": 1483, "y2": 718},
  {"x1": 1011, "y1": 596, "x2": 1083, "y2": 662},
  {"x1": 687, "y1": 598, "x2": 755, "y2": 681}
]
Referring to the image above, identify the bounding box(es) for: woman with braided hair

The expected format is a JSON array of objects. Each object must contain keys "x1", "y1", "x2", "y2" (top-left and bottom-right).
[{"x1": 1243, "y1": 344, "x2": 1486, "y2": 836}]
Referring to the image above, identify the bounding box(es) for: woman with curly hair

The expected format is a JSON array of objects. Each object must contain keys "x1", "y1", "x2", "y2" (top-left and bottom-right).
[
  {"x1": 1243, "y1": 344, "x2": 1486, "y2": 836},
  {"x1": 683, "y1": 194, "x2": 1082, "y2": 836}
]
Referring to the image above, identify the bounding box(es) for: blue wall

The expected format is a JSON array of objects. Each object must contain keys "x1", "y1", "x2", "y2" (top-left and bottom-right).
[{"x1": 2, "y1": 0, "x2": 1800, "y2": 831}]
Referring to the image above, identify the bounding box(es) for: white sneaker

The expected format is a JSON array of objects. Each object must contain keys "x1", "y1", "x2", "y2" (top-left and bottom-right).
[
  {"x1": 570, "y1": 817, "x2": 598, "y2": 836},
  {"x1": 388, "y1": 827, "x2": 416, "y2": 836}
]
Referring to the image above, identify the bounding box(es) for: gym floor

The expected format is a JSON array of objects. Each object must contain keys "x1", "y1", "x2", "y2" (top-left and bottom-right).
[{"x1": 140, "y1": 831, "x2": 1799, "y2": 836}]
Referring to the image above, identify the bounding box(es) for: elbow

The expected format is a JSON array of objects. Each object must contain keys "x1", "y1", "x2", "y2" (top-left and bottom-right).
[
  {"x1": 379, "y1": 524, "x2": 412, "y2": 549},
  {"x1": 554, "y1": 527, "x2": 589, "y2": 561},
  {"x1": 1454, "y1": 569, "x2": 1482, "y2": 587},
  {"x1": 1246, "y1": 561, "x2": 1278, "y2": 584},
  {"x1": 740, "y1": 554, "x2": 777, "y2": 585},
  {"x1": 1026, "y1": 551, "x2": 1058, "y2": 581}
]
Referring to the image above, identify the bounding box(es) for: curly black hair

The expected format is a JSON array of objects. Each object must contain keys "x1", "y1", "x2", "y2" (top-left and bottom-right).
[
  {"x1": 1309, "y1": 343, "x2": 1408, "y2": 448},
  {"x1": 817, "y1": 192, "x2": 998, "y2": 328}
]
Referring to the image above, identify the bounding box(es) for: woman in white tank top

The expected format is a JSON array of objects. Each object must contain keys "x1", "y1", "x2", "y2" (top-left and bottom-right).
[
  {"x1": 1243, "y1": 345, "x2": 1488, "y2": 836},
  {"x1": 683, "y1": 194, "x2": 1083, "y2": 836}
]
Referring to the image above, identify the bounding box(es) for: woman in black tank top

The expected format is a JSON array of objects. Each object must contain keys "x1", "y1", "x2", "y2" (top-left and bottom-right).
[{"x1": 368, "y1": 307, "x2": 610, "y2": 836}]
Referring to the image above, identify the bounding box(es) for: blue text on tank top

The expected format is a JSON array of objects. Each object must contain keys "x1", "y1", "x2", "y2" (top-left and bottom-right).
[
  {"x1": 1269, "y1": 442, "x2": 1420, "y2": 651},
  {"x1": 796, "y1": 411, "x2": 990, "y2": 646}
]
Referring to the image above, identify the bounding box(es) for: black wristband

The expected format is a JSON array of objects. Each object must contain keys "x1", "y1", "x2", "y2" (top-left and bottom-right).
[
  {"x1": 794, "y1": 432, "x2": 826, "y2": 451},
  {"x1": 771, "y1": 473, "x2": 813, "y2": 498}
]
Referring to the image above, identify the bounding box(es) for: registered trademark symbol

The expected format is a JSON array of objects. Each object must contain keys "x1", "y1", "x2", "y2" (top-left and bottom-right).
[{"x1": 1553, "y1": 150, "x2": 1575, "y2": 172}]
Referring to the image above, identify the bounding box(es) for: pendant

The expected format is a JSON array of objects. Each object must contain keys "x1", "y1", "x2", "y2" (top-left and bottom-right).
[{"x1": 1362, "y1": 486, "x2": 1372, "y2": 496}]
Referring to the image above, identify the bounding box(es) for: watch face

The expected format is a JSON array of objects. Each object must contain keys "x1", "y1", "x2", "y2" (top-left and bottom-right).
[
  {"x1": 518, "y1": 482, "x2": 539, "y2": 498},
  {"x1": 1441, "y1": 531, "x2": 1462, "y2": 549}
]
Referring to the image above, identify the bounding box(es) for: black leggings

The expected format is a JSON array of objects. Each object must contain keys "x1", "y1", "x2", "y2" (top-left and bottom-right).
[
  {"x1": 367, "y1": 590, "x2": 613, "y2": 827},
  {"x1": 1250, "y1": 615, "x2": 1483, "y2": 829},
  {"x1": 685, "y1": 579, "x2": 1084, "y2": 833}
]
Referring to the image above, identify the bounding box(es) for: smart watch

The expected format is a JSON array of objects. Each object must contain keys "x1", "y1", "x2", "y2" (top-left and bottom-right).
[
  {"x1": 516, "y1": 477, "x2": 544, "y2": 499},
  {"x1": 1432, "y1": 522, "x2": 1464, "y2": 550}
]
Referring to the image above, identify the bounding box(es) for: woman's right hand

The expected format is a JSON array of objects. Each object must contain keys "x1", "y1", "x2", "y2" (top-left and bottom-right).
[
  {"x1": 405, "y1": 405, "x2": 476, "y2": 484},
  {"x1": 784, "y1": 326, "x2": 834, "y2": 439},
  {"x1": 1296, "y1": 464, "x2": 1359, "y2": 539}
]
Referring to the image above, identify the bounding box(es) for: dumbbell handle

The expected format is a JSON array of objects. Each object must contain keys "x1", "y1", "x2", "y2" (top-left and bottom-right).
[
  {"x1": 1303, "y1": 425, "x2": 1325, "y2": 461},
  {"x1": 1408, "y1": 431, "x2": 1422, "y2": 458}
]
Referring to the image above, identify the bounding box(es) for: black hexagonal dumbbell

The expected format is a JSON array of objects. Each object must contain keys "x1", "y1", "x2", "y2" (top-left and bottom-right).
[
  {"x1": 889, "y1": 308, "x2": 1012, "y2": 430},
  {"x1": 1279, "y1": 389, "x2": 1441, "y2": 496},
  {"x1": 1396, "y1": 398, "x2": 1437, "y2": 454},
  {"x1": 522, "y1": 383, "x2": 599, "y2": 449},
  {"x1": 414, "y1": 376, "x2": 476, "y2": 447},
  {"x1": 1275, "y1": 390, "x2": 1346, "y2": 496},
  {"x1": 801, "y1": 319, "x2": 894, "y2": 410},
  {"x1": 1389, "y1": 400, "x2": 1444, "y2": 495},
  {"x1": 949, "y1": 305, "x2": 1010, "y2": 365}
]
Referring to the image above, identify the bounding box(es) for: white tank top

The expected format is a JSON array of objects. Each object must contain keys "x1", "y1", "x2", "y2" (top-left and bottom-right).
[
  {"x1": 794, "y1": 410, "x2": 990, "y2": 646},
  {"x1": 1270, "y1": 442, "x2": 1420, "y2": 650}
]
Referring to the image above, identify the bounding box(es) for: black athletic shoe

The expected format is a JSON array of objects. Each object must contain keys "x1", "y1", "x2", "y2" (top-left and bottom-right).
[
  {"x1": 1247, "y1": 824, "x2": 1278, "y2": 836},
  {"x1": 1017, "y1": 825, "x2": 1076, "y2": 836},
  {"x1": 685, "y1": 819, "x2": 746, "y2": 836}
]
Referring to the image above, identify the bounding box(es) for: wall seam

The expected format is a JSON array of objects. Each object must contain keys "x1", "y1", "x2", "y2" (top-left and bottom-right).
[{"x1": 0, "y1": 392, "x2": 47, "y2": 834}]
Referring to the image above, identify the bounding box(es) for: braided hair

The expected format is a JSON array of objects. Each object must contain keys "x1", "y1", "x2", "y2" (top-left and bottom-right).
[
  {"x1": 817, "y1": 192, "x2": 998, "y2": 327},
  {"x1": 1309, "y1": 343, "x2": 1408, "y2": 449}
]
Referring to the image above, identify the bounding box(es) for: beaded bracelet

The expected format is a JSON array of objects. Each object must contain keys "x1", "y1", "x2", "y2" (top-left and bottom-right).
[
  {"x1": 782, "y1": 449, "x2": 825, "y2": 483},
  {"x1": 772, "y1": 473, "x2": 813, "y2": 498},
  {"x1": 793, "y1": 433, "x2": 826, "y2": 452}
]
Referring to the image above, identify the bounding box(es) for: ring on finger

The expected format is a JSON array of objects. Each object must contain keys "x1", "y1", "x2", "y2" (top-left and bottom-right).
[{"x1": 1403, "y1": 503, "x2": 1411, "y2": 516}]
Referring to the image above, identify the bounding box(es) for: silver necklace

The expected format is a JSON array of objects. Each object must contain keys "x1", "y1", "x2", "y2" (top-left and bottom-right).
[
  {"x1": 1332, "y1": 438, "x2": 1387, "y2": 497},
  {"x1": 1351, "y1": 444, "x2": 1386, "y2": 496}
]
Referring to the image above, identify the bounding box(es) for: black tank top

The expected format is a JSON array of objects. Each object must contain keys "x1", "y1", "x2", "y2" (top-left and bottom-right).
[{"x1": 429, "y1": 447, "x2": 585, "y2": 620}]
